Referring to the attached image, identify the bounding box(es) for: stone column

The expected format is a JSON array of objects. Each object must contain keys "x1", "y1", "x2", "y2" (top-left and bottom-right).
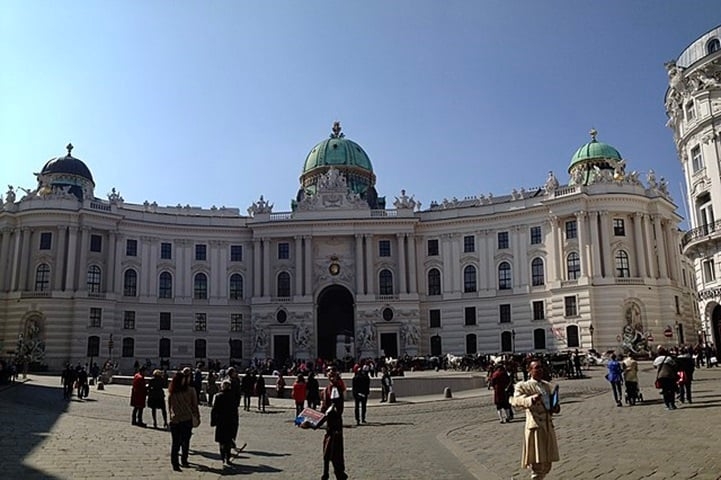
[
  {"x1": 576, "y1": 212, "x2": 587, "y2": 278},
  {"x1": 114, "y1": 234, "x2": 125, "y2": 295},
  {"x1": 139, "y1": 236, "x2": 151, "y2": 295},
  {"x1": 106, "y1": 231, "x2": 116, "y2": 292},
  {"x1": 253, "y1": 239, "x2": 261, "y2": 297},
  {"x1": 485, "y1": 230, "x2": 494, "y2": 289},
  {"x1": 304, "y1": 236, "x2": 312, "y2": 296},
  {"x1": 262, "y1": 238, "x2": 271, "y2": 297},
  {"x1": 512, "y1": 227, "x2": 523, "y2": 288},
  {"x1": 9, "y1": 228, "x2": 23, "y2": 291},
  {"x1": 588, "y1": 213, "x2": 602, "y2": 279},
  {"x1": 18, "y1": 228, "x2": 32, "y2": 291},
  {"x1": 77, "y1": 227, "x2": 90, "y2": 291},
  {"x1": 633, "y1": 213, "x2": 647, "y2": 278},
  {"x1": 0, "y1": 228, "x2": 13, "y2": 291},
  {"x1": 364, "y1": 234, "x2": 374, "y2": 294},
  {"x1": 149, "y1": 237, "x2": 159, "y2": 296},
  {"x1": 600, "y1": 212, "x2": 613, "y2": 277},
  {"x1": 295, "y1": 236, "x2": 303, "y2": 295},
  {"x1": 65, "y1": 227, "x2": 78, "y2": 291},
  {"x1": 451, "y1": 233, "x2": 461, "y2": 292},
  {"x1": 397, "y1": 233, "x2": 407, "y2": 294},
  {"x1": 355, "y1": 234, "x2": 364, "y2": 293},
  {"x1": 655, "y1": 217, "x2": 668, "y2": 278},
  {"x1": 442, "y1": 234, "x2": 452, "y2": 293},
  {"x1": 644, "y1": 215, "x2": 657, "y2": 278},
  {"x1": 407, "y1": 234, "x2": 417, "y2": 294},
  {"x1": 550, "y1": 217, "x2": 561, "y2": 282}
]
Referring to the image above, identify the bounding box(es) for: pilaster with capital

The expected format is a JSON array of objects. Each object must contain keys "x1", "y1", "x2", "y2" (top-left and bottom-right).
[
  {"x1": 441, "y1": 234, "x2": 453, "y2": 293},
  {"x1": 575, "y1": 211, "x2": 587, "y2": 278},
  {"x1": 114, "y1": 234, "x2": 126, "y2": 295},
  {"x1": 485, "y1": 230, "x2": 494, "y2": 289},
  {"x1": 450, "y1": 233, "x2": 461, "y2": 292},
  {"x1": 295, "y1": 236, "x2": 303, "y2": 296},
  {"x1": 18, "y1": 228, "x2": 32, "y2": 291},
  {"x1": 9, "y1": 228, "x2": 22, "y2": 291},
  {"x1": 106, "y1": 231, "x2": 116, "y2": 292},
  {"x1": 397, "y1": 233, "x2": 407, "y2": 294},
  {"x1": 65, "y1": 226, "x2": 79, "y2": 291},
  {"x1": 262, "y1": 238, "x2": 271, "y2": 297},
  {"x1": 512, "y1": 226, "x2": 523, "y2": 288},
  {"x1": 303, "y1": 236, "x2": 312, "y2": 296},
  {"x1": 355, "y1": 234, "x2": 364, "y2": 293},
  {"x1": 76, "y1": 227, "x2": 90, "y2": 291},
  {"x1": 587, "y1": 213, "x2": 602, "y2": 278},
  {"x1": 407, "y1": 234, "x2": 417, "y2": 294},
  {"x1": 654, "y1": 217, "x2": 669, "y2": 279},
  {"x1": 364, "y1": 234, "x2": 374, "y2": 294},
  {"x1": 644, "y1": 215, "x2": 657, "y2": 278},
  {"x1": 633, "y1": 213, "x2": 647, "y2": 278},
  {"x1": 0, "y1": 227, "x2": 13, "y2": 291},
  {"x1": 600, "y1": 212, "x2": 613, "y2": 277},
  {"x1": 549, "y1": 217, "x2": 561, "y2": 282},
  {"x1": 253, "y1": 239, "x2": 261, "y2": 297}
]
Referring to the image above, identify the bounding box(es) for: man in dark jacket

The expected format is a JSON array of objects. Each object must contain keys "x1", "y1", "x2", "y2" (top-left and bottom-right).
[{"x1": 352, "y1": 367, "x2": 370, "y2": 425}]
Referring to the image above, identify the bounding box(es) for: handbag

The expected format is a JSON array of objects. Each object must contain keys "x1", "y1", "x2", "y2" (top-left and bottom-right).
[
  {"x1": 192, "y1": 413, "x2": 201, "y2": 428},
  {"x1": 654, "y1": 356, "x2": 666, "y2": 389}
]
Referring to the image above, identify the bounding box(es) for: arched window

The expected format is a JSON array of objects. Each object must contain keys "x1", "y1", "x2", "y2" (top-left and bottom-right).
[
  {"x1": 615, "y1": 250, "x2": 630, "y2": 277},
  {"x1": 498, "y1": 262, "x2": 512, "y2": 290},
  {"x1": 566, "y1": 325, "x2": 580, "y2": 348},
  {"x1": 465, "y1": 334, "x2": 477, "y2": 354},
  {"x1": 122, "y1": 337, "x2": 134, "y2": 358},
  {"x1": 158, "y1": 271, "x2": 173, "y2": 298},
  {"x1": 430, "y1": 335, "x2": 442, "y2": 356},
  {"x1": 277, "y1": 271, "x2": 291, "y2": 297},
  {"x1": 159, "y1": 338, "x2": 171, "y2": 358},
  {"x1": 463, "y1": 265, "x2": 477, "y2": 293},
  {"x1": 708, "y1": 38, "x2": 721, "y2": 54},
  {"x1": 194, "y1": 273, "x2": 208, "y2": 299},
  {"x1": 531, "y1": 258, "x2": 545, "y2": 286},
  {"x1": 379, "y1": 269, "x2": 394, "y2": 295},
  {"x1": 566, "y1": 252, "x2": 580, "y2": 280},
  {"x1": 194, "y1": 339, "x2": 207, "y2": 359},
  {"x1": 35, "y1": 263, "x2": 51, "y2": 291},
  {"x1": 533, "y1": 328, "x2": 547, "y2": 350},
  {"x1": 501, "y1": 331, "x2": 513, "y2": 352},
  {"x1": 86, "y1": 336, "x2": 100, "y2": 357},
  {"x1": 123, "y1": 269, "x2": 137, "y2": 296},
  {"x1": 428, "y1": 268, "x2": 441, "y2": 295},
  {"x1": 230, "y1": 339, "x2": 243, "y2": 359},
  {"x1": 87, "y1": 265, "x2": 102, "y2": 293},
  {"x1": 229, "y1": 273, "x2": 243, "y2": 300}
]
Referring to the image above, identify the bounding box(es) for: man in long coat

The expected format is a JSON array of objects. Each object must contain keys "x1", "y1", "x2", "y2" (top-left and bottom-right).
[{"x1": 510, "y1": 360, "x2": 560, "y2": 479}]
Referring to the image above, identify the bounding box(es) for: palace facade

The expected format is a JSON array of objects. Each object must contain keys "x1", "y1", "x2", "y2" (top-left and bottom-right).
[{"x1": 0, "y1": 122, "x2": 699, "y2": 371}]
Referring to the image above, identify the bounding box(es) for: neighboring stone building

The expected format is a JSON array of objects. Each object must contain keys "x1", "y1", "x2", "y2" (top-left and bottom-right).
[
  {"x1": 668, "y1": 25, "x2": 721, "y2": 357},
  {"x1": 0, "y1": 123, "x2": 698, "y2": 371}
]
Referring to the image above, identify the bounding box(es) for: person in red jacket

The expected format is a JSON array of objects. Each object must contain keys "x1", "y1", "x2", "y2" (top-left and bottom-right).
[
  {"x1": 292, "y1": 373, "x2": 307, "y2": 417},
  {"x1": 130, "y1": 366, "x2": 148, "y2": 427}
]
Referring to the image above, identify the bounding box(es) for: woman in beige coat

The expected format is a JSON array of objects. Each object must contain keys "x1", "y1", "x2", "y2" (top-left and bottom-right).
[{"x1": 510, "y1": 361, "x2": 560, "y2": 480}]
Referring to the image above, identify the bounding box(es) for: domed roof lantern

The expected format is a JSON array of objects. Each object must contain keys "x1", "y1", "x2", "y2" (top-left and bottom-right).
[
  {"x1": 568, "y1": 129, "x2": 623, "y2": 186},
  {"x1": 38, "y1": 143, "x2": 96, "y2": 200}
]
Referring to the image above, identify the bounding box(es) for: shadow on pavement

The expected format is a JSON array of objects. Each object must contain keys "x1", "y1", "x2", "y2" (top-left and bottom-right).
[{"x1": 0, "y1": 382, "x2": 67, "y2": 480}]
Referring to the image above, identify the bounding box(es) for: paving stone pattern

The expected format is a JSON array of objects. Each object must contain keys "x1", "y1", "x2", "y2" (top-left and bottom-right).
[{"x1": 1, "y1": 364, "x2": 720, "y2": 480}]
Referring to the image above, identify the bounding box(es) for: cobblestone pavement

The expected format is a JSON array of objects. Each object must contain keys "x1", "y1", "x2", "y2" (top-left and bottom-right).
[{"x1": 1, "y1": 364, "x2": 720, "y2": 480}]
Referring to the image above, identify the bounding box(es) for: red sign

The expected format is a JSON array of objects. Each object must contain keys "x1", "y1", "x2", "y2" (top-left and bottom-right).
[
  {"x1": 647, "y1": 335, "x2": 654, "y2": 342},
  {"x1": 664, "y1": 327, "x2": 673, "y2": 338}
]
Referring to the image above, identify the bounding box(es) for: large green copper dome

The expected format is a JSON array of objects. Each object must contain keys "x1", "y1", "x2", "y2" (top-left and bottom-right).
[
  {"x1": 302, "y1": 123, "x2": 373, "y2": 173},
  {"x1": 568, "y1": 132, "x2": 622, "y2": 171}
]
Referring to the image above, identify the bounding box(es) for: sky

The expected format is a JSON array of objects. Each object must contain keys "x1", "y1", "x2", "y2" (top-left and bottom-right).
[{"x1": 1, "y1": 1, "x2": 719, "y2": 226}]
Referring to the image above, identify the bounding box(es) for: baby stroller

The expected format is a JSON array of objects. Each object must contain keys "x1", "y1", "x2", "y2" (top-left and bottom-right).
[{"x1": 624, "y1": 380, "x2": 643, "y2": 405}]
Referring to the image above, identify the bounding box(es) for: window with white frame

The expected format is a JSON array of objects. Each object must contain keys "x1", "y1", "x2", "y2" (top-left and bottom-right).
[
  {"x1": 565, "y1": 220, "x2": 577, "y2": 240},
  {"x1": 691, "y1": 145, "x2": 704, "y2": 173},
  {"x1": 564, "y1": 296, "x2": 578, "y2": 317},
  {"x1": 703, "y1": 259, "x2": 716, "y2": 283},
  {"x1": 498, "y1": 262, "x2": 512, "y2": 290},
  {"x1": 230, "y1": 313, "x2": 243, "y2": 332},
  {"x1": 463, "y1": 265, "x2": 477, "y2": 292},
  {"x1": 194, "y1": 313, "x2": 207, "y2": 332},
  {"x1": 530, "y1": 226, "x2": 542, "y2": 245},
  {"x1": 463, "y1": 235, "x2": 475, "y2": 253},
  {"x1": 499, "y1": 304, "x2": 511, "y2": 323},
  {"x1": 615, "y1": 250, "x2": 630, "y2": 277},
  {"x1": 686, "y1": 101, "x2": 696, "y2": 121},
  {"x1": 532, "y1": 300, "x2": 545, "y2": 320},
  {"x1": 428, "y1": 268, "x2": 441, "y2": 295},
  {"x1": 567, "y1": 252, "x2": 581, "y2": 280},
  {"x1": 531, "y1": 258, "x2": 544, "y2": 286}
]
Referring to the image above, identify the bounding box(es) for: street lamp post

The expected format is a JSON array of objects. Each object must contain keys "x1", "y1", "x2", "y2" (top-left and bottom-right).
[{"x1": 589, "y1": 324, "x2": 595, "y2": 351}]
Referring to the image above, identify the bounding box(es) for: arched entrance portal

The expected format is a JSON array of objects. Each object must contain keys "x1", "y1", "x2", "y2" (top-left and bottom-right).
[
  {"x1": 712, "y1": 305, "x2": 721, "y2": 358},
  {"x1": 317, "y1": 285, "x2": 355, "y2": 360}
]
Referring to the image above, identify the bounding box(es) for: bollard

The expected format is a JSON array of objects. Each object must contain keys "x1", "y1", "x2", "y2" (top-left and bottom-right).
[
  {"x1": 389, "y1": 391, "x2": 396, "y2": 403},
  {"x1": 96, "y1": 381, "x2": 104, "y2": 391},
  {"x1": 444, "y1": 387, "x2": 452, "y2": 398}
]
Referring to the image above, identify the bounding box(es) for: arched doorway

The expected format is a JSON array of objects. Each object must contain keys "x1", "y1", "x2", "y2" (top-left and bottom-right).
[
  {"x1": 317, "y1": 285, "x2": 355, "y2": 360},
  {"x1": 712, "y1": 305, "x2": 721, "y2": 358}
]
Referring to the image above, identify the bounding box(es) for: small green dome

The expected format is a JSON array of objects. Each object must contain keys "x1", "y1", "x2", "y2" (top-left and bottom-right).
[
  {"x1": 302, "y1": 122, "x2": 373, "y2": 174},
  {"x1": 568, "y1": 130, "x2": 622, "y2": 171}
]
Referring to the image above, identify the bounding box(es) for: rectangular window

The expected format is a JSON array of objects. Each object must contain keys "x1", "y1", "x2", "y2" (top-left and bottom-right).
[
  {"x1": 230, "y1": 245, "x2": 243, "y2": 262},
  {"x1": 532, "y1": 301, "x2": 545, "y2": 320},
  {"x1": 565, "y1": 220, "x2": 577, "y2": 240},
  {"x1": 464, "y1": 306, "x2": 476, "y2": 326},
  {"x1": 427, "y1": 239, "x2": 439, "y2": 256},
  {"x1": 703, "y1": 259, "x2": 716, "y2": 283},
  {"x1": 195, "y1": 244, "x2": 207, "y2": 261},
  {"x1": 230, "y1": 313, "x2": 243, "y2": 332},
  {"x1": 161, "y1": 242, "x2": 172, "y2": 260},
  {"x1": 686, "y1": 101, "x2": 696, "y2": 121},
  {"x1": 159, "y1": 312, "x2": 171, "y2": 331},
  {"x1": 90, "y1": 234, "x2": 102, "y2": 252},
  {"x1": 378, "y1": 240, "x2": 391, "y2": 257},
  {"x1": 499, "y1": 304, "x2": 511, "y2": 323},
  {"x1": 89, "y1": 308, "x2": 102, "y2": 328},
  {"x1": 278, "y1": 242, "x2": 290, "y2": 259},
  {"x1": 564, "y1": 296, "x2": 578, "y2": 317},
  {"x1": 126, "y1": 239, "x2": 138, "y2": 257},
  {"x1": 530, "y1": 226, "x2": 542, "y2": 245},
  {"x1": 123, "y1": 311, "x2": 136, "y2": 330},
  {"x1": 429, "y1": 309, "x2": 441, "y2": 328},
  {"x1": 674, "y1": 296, "x2": 680, "y2": 315},
  {"x1": 194, "y1": 313, "x2": 207, "y2": 332},
  {"x1": 498, "y1": 231, "x2": 509, "y2": 249},
  {"x1": 691, "y1": 145, "x2": 704, "y2": 173},
  {"x1": 39, "y1": 232, "x2": 52, "y2": 250},
  {"x1": 613, "y1": 218, "x2": 625, "y2": 236},
  {"x1": 463, "y1": 235, "x2": 475, "y2": 253}
]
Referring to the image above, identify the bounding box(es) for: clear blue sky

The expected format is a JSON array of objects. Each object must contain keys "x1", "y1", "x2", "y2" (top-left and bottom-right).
[{"x1": 1, "y1": 1, "x2": 718, "y2": 226}]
